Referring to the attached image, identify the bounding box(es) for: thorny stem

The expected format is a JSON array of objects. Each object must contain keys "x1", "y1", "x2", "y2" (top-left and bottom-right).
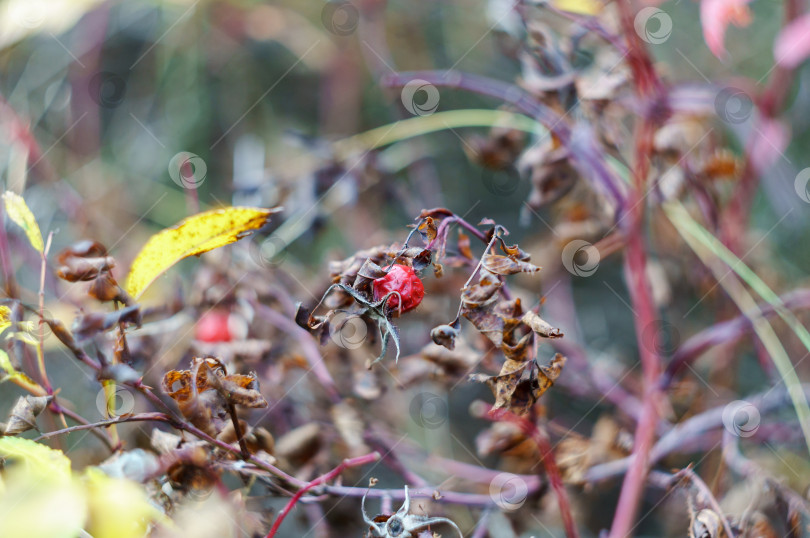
[
  {"x1": 311, "y1": 484, "x2": 499, "y2": 507},
  {"x1": 48, "y1": 402, "x2": 115, "y2": 450},
  {"x1": 481, "y1": 405, "x2": 579, "y2": 538},
  {"x1": 32, "y1": 407, "x2": 306, "y2": 487},
  {"x1": 33, "y1": 412, "x2": 173, "y2": 441},
  {"x1": 264, "y1": 452, "x2": 381, "y2": 538}
]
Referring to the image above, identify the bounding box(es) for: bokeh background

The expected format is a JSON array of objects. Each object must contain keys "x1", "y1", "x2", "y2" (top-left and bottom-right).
[{"x1": 2, "y1": 0, "x2": 810, "y2": 536}]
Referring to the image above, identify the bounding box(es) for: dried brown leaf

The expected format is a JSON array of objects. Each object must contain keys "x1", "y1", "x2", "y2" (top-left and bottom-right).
[
  {"x1": 4, "y1": 395, "x2": 52, "y2": 435},
  {"x1": 521, "y1": 311, "x2": 563, "y2": 338},
  {"x1": 482, "y1": 254, "x2": 540, "y2": 276}
]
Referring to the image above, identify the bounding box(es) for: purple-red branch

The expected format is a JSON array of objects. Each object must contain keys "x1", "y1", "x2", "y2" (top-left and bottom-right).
[
  {"x1": 482, "y1": 405, "x2": 579, "y2": 538},
  {"x1": 265, "y1": 452, "x2": 381, "y2": 538}
]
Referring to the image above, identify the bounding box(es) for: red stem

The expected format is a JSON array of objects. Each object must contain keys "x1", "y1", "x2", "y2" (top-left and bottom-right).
[
  {"x1": 609, "y1": 1, "x2": 665, "y2": 534},
  {"x1": 483, "y1": 405, "x2": 579, "y2": 538},
  {"x1": 265, "y1": 452, "x2": 381, "y2": 538}
]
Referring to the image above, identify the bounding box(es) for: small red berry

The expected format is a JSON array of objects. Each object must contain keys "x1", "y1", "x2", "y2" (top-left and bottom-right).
[
  {"x1": 195, "y1": 309, "x2": 233, "y2": 342},
  {"x1": 372, "y1": 264, "x2": 424, "y2": 314}
]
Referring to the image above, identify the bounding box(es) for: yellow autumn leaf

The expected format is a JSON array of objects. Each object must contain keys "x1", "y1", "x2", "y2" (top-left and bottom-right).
[
  {"x1": 0, "y1": 349, "x2": 45, "y2": 395},
  {"x1": 0, "y1": 438, "x2": 162, "y2": 538},
  {"x1": 3, "y1": 191, "x2": 44, "y2": 252},
  {"x1": 551, "y1": 0, "x2": 602, "y2": 15},
  {"x1": 0, "y1": 436, "x2": 73, "y2": 483},
  {"x1": 125, "y1": 206, "x2": 281, "y2": 299},
  {"x1": 0, "y1": 305, "x2": 10, "y2": 334},
  {"x1": 83, "y1": 467, "x2": 163, "y2": 538},
  {"x1": 0, "y1": 440, "x2": 86, "y2": 538}
]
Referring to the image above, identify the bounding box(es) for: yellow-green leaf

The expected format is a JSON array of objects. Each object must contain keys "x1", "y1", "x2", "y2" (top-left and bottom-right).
[
  {"x1": 0, "y1": 462, "x2": 86, "y2": 538},
  {"x1": 0, "y1": 437, "x2": 72, "y2": 483},
  {"x1": 0, "y1": 349, "x2": 45, "y2": 395},
  {"x1": 3, "y1": 191, "x2": 44, "y2": 252},
  {"x1": 83, "y1": 467, "x2": 163, "y2": 538},
  {"x1": 124, "y1": 206, "x2": 281, "y2": 299},
  {"x1": 550, "y1": 0, "x2": 602, "y2": 15},
  {"x1": 0, "y1": 305, "x2": 10, "y2": 334}
]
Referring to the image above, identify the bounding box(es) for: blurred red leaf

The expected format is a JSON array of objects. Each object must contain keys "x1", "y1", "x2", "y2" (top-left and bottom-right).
[
  {"x1": 701, "y1": 0, "x2": 752, "y2": 58},
  {"x1": 774, "y1": 13, "x2": 810, "y2": 68}
]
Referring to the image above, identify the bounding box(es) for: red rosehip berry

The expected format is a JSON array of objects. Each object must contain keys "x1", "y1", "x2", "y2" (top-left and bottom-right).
[
  {"x1": 195, "y1": 309, "x2": 233, "y2": 342},
  {"x1": 372, "y1": 264, "x2": 424, "y2": 314}
]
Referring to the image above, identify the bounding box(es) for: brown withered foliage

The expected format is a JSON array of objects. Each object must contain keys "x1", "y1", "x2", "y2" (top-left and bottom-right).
[
  {"x1": 56, "y1": 240, "x2": 131, "y2": 304},
  {"x1": 161, "y1": 357, "x2": 267, "y2": 438}
]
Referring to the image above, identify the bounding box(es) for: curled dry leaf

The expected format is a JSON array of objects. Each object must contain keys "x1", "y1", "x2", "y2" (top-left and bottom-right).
[
  {"x1": 161, "y1": 357, "x2": 267, "y2": 437},
  {"x1": 417, "y1": 216, "x2": 438, "y2": 243},
  {"x1": 482, "y1": 252, "x2": 538, "y2": 276},
  {"x1": 521, "y1": 311, "x2": 563, "y2": 338},
  {"x1": 73, "y1": 304, "x2": 141, "y2": 341},
  {"x1": 471, "y1": 354, "x2": 566, "y2": 416},
  {"x1": 3, "y1": 395, "x2": 52, "y2": 435},
  {"x1": 690, "y1": 508, "x2": 725, "y2": 538},
  {"x1": 56, "y1": 239, "x2": 131, "y2": 305},
  {"x1": 56, "y1": 240, "x2": 115, "y2": 282}
]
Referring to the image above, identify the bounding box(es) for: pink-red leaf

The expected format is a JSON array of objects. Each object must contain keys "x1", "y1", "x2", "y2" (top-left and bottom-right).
[
  {"x1": 700, "y1": 0, "x2": 753, "y2": 59},
  {"x1": 774, "y1": 13, "x2": 810, "y2": 68}
]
